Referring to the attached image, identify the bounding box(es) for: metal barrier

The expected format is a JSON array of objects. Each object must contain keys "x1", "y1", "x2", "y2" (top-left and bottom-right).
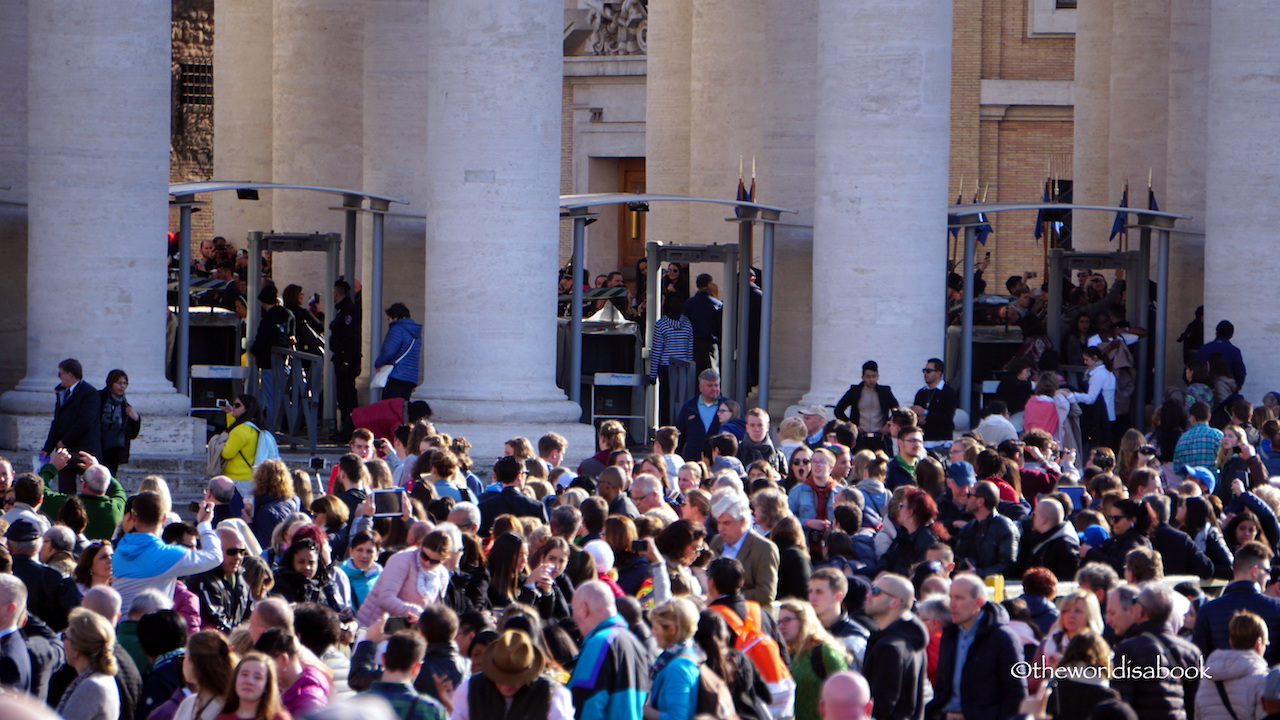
[{"x1": 266, "y1": 347, "x2": 324, "y2": 453}]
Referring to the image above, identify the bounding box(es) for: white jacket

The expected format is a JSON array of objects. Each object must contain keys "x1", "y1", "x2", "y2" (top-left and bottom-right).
[{"x1": 1195, "y1": 649, "x2": 1267, "y2": 720}]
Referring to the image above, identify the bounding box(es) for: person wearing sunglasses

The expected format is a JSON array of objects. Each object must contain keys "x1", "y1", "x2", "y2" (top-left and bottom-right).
[
  {"x1": 217, "y1": 394, "x2": 263, "y2": 487},
  {"x1": 186, "y1": 527, "x2": 255, "y2": 633},
  {"x1": 863, "y1": 573, "x2": 929, "y2": 720},
  {"x1": 1080, "y1": 498, "x2": 1155, "y2": 575},
  {"x1": 356, "y1": 530, "x2": 455, "y2": 627}
]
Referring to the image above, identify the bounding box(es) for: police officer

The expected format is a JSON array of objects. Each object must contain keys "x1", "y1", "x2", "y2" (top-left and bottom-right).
[{"x1": 330, "y1": 279, "x2": 361, "y2": 443}]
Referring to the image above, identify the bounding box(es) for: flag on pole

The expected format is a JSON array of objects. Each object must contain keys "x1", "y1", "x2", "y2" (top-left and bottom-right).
[
  {"x1": 1109, "y1": 185, "x2": 1129, "y2": 241},
  {"x1": 1148, "y1": 186, "x2": 1159, "y2": 213},
  {"x1": 1033, "y1": 179, "x2": 1049, "y2": 241},
  {"x1": 950, "y1": 187, "x2": 964, "y2": 238}
]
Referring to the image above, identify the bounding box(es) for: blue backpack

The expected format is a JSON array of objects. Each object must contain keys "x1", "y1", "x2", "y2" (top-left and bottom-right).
[{"x1": 239, "y1": 422, "x2": 281, "y2": 466}]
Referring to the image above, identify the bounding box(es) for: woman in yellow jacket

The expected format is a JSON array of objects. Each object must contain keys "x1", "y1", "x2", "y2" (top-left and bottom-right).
[{"x1": 221, "y1": 394, "x2": 262, "y2": 486}]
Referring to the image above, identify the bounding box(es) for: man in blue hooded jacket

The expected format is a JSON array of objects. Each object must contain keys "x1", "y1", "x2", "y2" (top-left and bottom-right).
[{"x1": 112, "y1": 493, "x2": 222, "y2": 619}]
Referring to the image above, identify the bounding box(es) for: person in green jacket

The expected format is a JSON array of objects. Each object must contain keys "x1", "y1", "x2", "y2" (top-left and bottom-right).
[{"x1": 39, "y1": 449, "x2": 127, "y2": 541}]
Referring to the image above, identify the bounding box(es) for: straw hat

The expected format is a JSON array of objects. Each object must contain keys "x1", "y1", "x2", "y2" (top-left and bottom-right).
[{"x1": 481, "y1": 630, "x2": 545, "y2": 686}]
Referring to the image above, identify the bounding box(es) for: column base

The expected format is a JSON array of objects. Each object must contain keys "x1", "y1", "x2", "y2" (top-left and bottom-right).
[
  {"x1": 414, "y1": 391, "x2": 582, "y2": 425},
  {"x1": 427, "y1": 421, "x2": 597, "y2": 469},
  {"x1": 0, "y1": 388, "x2": 204, "y2": 457}
]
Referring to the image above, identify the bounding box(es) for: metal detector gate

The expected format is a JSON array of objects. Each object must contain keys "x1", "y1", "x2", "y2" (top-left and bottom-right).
[{"x1": 245, "y1": 231, "x2": 342, "y2": 446}]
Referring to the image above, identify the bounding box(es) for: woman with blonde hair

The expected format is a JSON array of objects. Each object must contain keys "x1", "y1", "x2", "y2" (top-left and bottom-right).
[
  {"x1": 777, "y1": 416, "x2": 808, "y2": 460},
  {"x1": 777, "y1": 600, "x2": 849, "y2": 720},
  {"x1": 1030, "y1": 588, "x2": 1104, "y2": 692},
  {"x1": 57, "y1": 607, "x2": 120, "y2": 720},
  {"x1": 172, "y1": 631, "x2": 238, "y2": 720},
  {"x1": 675, "y1": 461, "x2": 706, "y2": 496},
  {"x1": 246, "y1": 459, "x2": 299, "y2": 551},
  {"x1": 645, "y1": 597, "x2": 702, "y2": 720}
]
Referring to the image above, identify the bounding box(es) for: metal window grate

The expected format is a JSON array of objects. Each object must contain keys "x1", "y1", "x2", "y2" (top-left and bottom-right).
[
  {"x1": 1055, "y1": 0, "x2": 1077, "y2": 8},
  {"x1": 180, "y1": 62, "x2": 213, "y2": 106}
]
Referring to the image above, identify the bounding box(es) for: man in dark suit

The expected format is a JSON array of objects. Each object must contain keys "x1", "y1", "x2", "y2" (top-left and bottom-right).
[
  {"x1": 682, "y1": 273, "x2": 723, "y2": 373},
  {"x1": 674, "y1": 368, "x2": 726, "y2": 460},
  {"x1": 0, "y1": 574, "x2": 32, "y2": 694},
  {"x1": 6, "y1": 519, "x2": 81, "y2": 632},
  {"x1": 478, "y1": 456, "x2": 547, "y2": 536},
  {"x1": 911, "y1": 357, "x2": 959, "y2": 452},
  {"x1": 43, "y1": 358, "x2": 101, "y2": 494}
]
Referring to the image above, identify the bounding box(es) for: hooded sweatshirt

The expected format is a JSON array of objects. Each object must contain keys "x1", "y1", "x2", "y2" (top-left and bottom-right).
[
  {"x1": 112, "y1": 522, "x2": 223, "y2": 619},
  {"x1": 863, "y1": 614, "x2": 930, "y2": 720}
]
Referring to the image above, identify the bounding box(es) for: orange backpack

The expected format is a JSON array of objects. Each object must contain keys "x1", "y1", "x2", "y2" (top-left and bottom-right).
[{"x1": 710, "y1": 601, "x2": 796, "y2": 720}]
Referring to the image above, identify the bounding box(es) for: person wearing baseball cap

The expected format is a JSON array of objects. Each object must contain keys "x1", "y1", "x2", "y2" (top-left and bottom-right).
[
  {"x1": 797, "y1": 405, "x2": 827, "y2": 446},
  {"x1": 938, "y1": 462, "x2": 977, "y2": 532}
]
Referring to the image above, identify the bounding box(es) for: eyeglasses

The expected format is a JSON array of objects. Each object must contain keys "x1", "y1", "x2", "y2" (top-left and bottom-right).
[
  {"x1": 777, "y1": 616, "x2": 798, "y2": 625},
  {"x1": 1109, "y1": 515, "x2": 1127, "y2": 522},
  {"x1": 419, "y1": 551, "x2": 443, "y2": 567},
  {"x1": 792, "y1": 458, "x2": 811, "y2": 465},
  {"x1": 871, "y1": 586, "x2": 903, "y2": 601},
  {"x1": 226, "y1": 548, "x2": 249, "y2": 557},
  {"x1": 922, "y1": 368, "x2": 939, "y2": 374}
]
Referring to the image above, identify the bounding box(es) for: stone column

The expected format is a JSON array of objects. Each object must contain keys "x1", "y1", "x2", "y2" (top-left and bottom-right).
[
  {"x1": 1, "y1": 0, "x2": 196, "y2": 454},
  {"x1": 687, "y1": 0, "x2": 765, "y2": 245},
  {"x1": 212, "y1": 0, "x2": 275, "y2": 250},
  {"x1": 269, "y1": 0, "x2": 365, "y2": 296},
  {"x1": 644, "y1": 0, "x2": 695, "y2": 244},
  {"x1": 0, "y1": 0, "x2": 29, "y2": 391},
  {"x1": 1107, "y1": 0, "x2": 1170, "y2": 228},
  {"x1": 419, "y1": 0, "x2": 579, "y2": 423},
  {"x1": 801, "y1": 0, "x2": 952, "y2": 404},
  {"x1": 759, "y1": 0, "x2": 817, "y2": 413},
  {"x1": 1204, "y1": 1, "x2": 1280, "y2": 397},
  {"x1": 1071, "y1": 0, "x2": 1113, "y2": 251},
  {"x1": 1161, "y1": 0, "x2": 1209, "y2": 388}
]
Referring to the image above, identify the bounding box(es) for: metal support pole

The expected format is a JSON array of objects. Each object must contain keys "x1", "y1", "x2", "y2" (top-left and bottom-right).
[
  {"x1": 721, "y1": 245, "x2": 739, "y2": 400},
  {"x1": 343, "y1": 206, "x2": 358, "y2": 284},
  {"x1": 960, "y1": 225, "x2": 976, "y2": 419},
  {"x1": 758, "y1": 219, "x2": 776, "y2": 411},
  {"x1": 246, "y1": 231, "x2": 263, "y2": 395},
  {"x1": 1154, "y1": 228, "x2": 1171, "y2": 403},
  {"x1": 1134, "y1": 228, "x2": 1152, "y2": 430},
  {"x1": 570, "y1": 215, "x2": 586, "y2": 410},
  {"x1": 645, "y1": 241, "x2": 661, "y2": 428},
  {"x1": 324, "y1": 237, "x2": 340, "y2": 427},
  {"x1": 176, "y1": 200, "x2": 194, "y2": 395},
  {"x1": 1047, "y1": 249, "x2": 1063, "y2": 352},
  {"x1": 370, "y1": 212, "x2": 386, "y2": 401},
  {"x1": 735, "y1": 217, "x2": 754, "y2": 406}
]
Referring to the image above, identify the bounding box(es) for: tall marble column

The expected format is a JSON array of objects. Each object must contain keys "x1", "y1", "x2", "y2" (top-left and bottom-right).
[
  {"x1": 1072, "y1": 0, "x2": 1113, "y2": 251},
  {"x1": 802, "y1": 0, "x2": 952, "y2": 404},
  {"x1": 1107, "y1": 0, "x2": 1170, "y2": 227},
  {"x1": 0, "y1": 0, "x2": 29, "y2": 391},
  {"x1": 1, "y1": 0, "x2": 196, "y2": 453},
  {"x1": 1162, "y1": 0, "x2": 1209, "y2": 389},
  {"x1": 419, "y1": 0, "x2": 579, "y2": 423},
  {"x1": 1204, "y1": 1, "x2": 1280, "y2": 398},
  {"x1": 213, "y1": 0, "x2": 275, "y2": 250},
  {"x1": 644, "y1": 0, "x2": 694, "y2": 244},
  {"x1": 759, "y1": 0, "x2": 818, "y2": 414},
  {"x1": 270, "y1": 0, "x2": 365, "y2": 296}
]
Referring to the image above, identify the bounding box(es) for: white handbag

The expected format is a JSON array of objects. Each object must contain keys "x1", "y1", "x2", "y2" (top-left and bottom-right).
[{"x1": 371, "y1": 338, "x2": 415, "y2": 388}]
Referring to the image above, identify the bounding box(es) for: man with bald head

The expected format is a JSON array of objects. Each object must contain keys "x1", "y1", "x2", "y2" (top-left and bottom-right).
[
  {"x1": 185, "y1": 527, "x2": 252, "y2": 632},
  {"x1": 1013, "y1": 497, "x2": 1080, "y2": 581},
  {"x1": 926, "y1": 573, "x2": 1026, "y2": 720},
  {"x1": 205, "y1": 475, "x2": 244, "y2": 526},
  {"x1": 820, "y1": 671, "x2": 873, "y2": 720},
  {"x1": 37, "y1": 452, "x2": 127, "y2": 541},
  {"x1": 862, "y1": 573, "x2": 928, "y2": 720},
  {"x1": 567, "y1": 580, "x2": 650, "y2": 720}
]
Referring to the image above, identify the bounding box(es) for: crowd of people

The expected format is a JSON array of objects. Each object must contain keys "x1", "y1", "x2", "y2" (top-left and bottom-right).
[{"x1": 11, "y1": 267, "x2": 1280, "y2": 720}]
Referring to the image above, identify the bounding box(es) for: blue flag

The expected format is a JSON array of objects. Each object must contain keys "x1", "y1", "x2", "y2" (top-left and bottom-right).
[
  {"x1": 973, "y1": 194, "x2": 993, "y2": 245},
  {"x1": 1148, "y1": 187, "x2": 1159, "y2": 212},
  {"x1": 1109, "y1": 187, "x2": 1129, "y2": 241},
  {"x1": 1033, "y1": 181, "x2": 1049, "y2": 241},
  {"x1": 950, "y1": 191, "x2": 963, "y2": 239},
  {"x1": 734, "y1": 177, "x2": 748, "y2": 218}
]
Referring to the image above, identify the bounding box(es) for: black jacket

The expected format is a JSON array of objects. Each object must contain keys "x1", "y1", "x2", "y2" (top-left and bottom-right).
[
  {"x1": 1151, "y1": 522, "x2": 1214, "y2": 578},
  {"x1": 1112, "y1": 619, "x2": 1202, "y2": 720},
  {"x1": 478, "y1": 486, "x2": 548, "y2": 535},
  {"x1": 185, "y1": 566, "x2": 253, "y2": 633},
  {"x1": 864, "y1": 614, "x2": 929, "y2": 720},
  {"x1": 11, "y1": 554, "x2": 82, "y2": 632},
  {"x1": 97, "y1": 388, "x2": 141, "y2": 462},
  {"x1": 879, "y1": 525, "x2": 941, "y2": 577},
  {"x1": 0, "y1": 627, "x2": 31, "y2": 694},
  {"x1": 1014, "y1": 522, "x2": 1080, "y2": 581},
  {"x1": 1193, "y1": 580, "x2": 1280, "y2": 665},
  {"x1": 136, "y1": 654, "x2": 184, "y2": 720},
  {"x1": 835, "y1": 383, "x2": 899, "y2": 431},
  {"x1": 737, "y1": 438, "x2": 786, "y2": 476},
  {"x1": 913, "y1": 383, "x2": 959, "y2": 443},
  {"x1": 43, "y1": 380, "x2": 102, "y2": 457},
  {"x1": 1083, "y1": 527, "x2": 1153, "y2": 574},
  {"x1": 927, "y1": 602, "x2": 1027, "y2": 720},
  {"x1": 329, "y1": 296, "x2": 362, "y2": 368},
  {"x1": 415, "y1": 642, "x2": 470, "y2": 702},
  {"x1": 251, "y1": 304, "x2": 294, "y2": 369},
  {"x1": 674, "y1": 394, "x2": 726, "y2": 460},
  {"x1": 954, "y1": 512, "x2": 1020, "y2": 578}
]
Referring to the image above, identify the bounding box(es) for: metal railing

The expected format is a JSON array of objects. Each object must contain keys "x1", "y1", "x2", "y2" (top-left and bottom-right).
[{"x1": 265, "y1": 347, "x2": 324, "y2": 452}]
